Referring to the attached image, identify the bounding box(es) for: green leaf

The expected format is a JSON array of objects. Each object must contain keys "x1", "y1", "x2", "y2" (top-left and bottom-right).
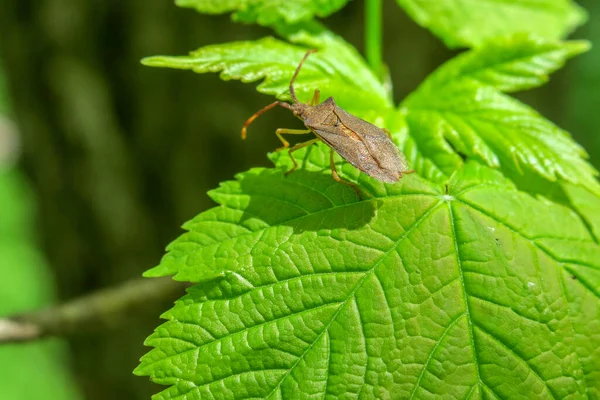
[
  {"x1": 400, "y1": 36, "x2": 599, "y2": 195},
  {"x1": 136, "y1": 146, "x2": 600, "y2": 398},
  {"x1": 419, "y1": 35, "x2": 590, "y2": 93},
  {"x1": 395, "y1": 0, "x2": 587, "y2": 48},
  {"x1": 142, "y1": 35, "x2": 391, "y2": 116},
  {"x1": 175, "y1": 0, "x2": 348, "y2": 27}
]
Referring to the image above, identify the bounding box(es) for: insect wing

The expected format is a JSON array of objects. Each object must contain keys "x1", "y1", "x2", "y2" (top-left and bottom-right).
[
  {"x1": 332, "y1": 106, "x2": 410, "y2": 182},
  {"x1": 312, "y1": 126, "x2": 369, "y2": 165},
  {"x1": 311, "y1": 126, "x2": 394, "y2": 183}
]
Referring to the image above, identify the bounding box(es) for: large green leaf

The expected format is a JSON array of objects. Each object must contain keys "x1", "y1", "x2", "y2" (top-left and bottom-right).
[
  {"x1": 395, "y1": 0, "x2": 587, "y2": 48},
  {"x1": 400, "y1": 36, "x2": 599, "y2": 194},
  {"x1": 136, "y1": 146, "x2": 600, "y2": 398},
  {"x1": 175, "y1": 0, "x2": 348, "y2": 27},
  {"x1": 142, "y1": 35, "x2": 391, "y2": 117}
]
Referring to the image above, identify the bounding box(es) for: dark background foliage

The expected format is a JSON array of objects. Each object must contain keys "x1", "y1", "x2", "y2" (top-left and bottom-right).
[{"x1": 0, "y1": 0, "x2": 598, "y2": 398}]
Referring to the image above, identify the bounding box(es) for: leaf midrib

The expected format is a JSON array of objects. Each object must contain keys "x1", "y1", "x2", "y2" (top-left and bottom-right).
[{"x1": 447, "y1": 201, "x2": 486, "y2": 398}]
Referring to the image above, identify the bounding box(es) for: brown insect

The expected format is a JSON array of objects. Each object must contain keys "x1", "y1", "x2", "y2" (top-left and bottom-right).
[{"x1": 241, "y1": 49, "x2": 412, "y2": 197}]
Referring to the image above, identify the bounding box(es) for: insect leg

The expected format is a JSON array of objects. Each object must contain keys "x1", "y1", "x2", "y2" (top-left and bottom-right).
[
  {"x1": 275, "y1": 128, "x2": 312, "y2": 151},
  {"x1": 241, "y1": 101, "x2": 292, "y2": 139},
  {"x1": 382, "y1": 128, "x2": 393, "y2": 139},
  {"x1": 329, "y1": 148, "x2": 362, "y2": 199},
  {"x1": 284, "y1": 138, "x2": 320, "y2": 175},
  {"x1": 310, "y1": 89, "x2": 320, "y2": 106}
]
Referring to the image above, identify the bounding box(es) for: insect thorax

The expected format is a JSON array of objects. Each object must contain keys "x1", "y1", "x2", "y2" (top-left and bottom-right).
[{"x1": 292, "y1": 103, "x2": 310, "y2": 117}]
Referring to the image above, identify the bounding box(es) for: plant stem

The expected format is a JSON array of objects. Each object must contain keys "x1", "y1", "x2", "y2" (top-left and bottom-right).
[
  {"x1": 0, "y1": 277, "x2": 187, "y2": 343},
  {"x1": 365, "y1": 0, "x2": 383, "y2": 79}
]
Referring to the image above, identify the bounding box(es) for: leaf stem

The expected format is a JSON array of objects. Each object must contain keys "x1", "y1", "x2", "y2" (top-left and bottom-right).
[{"x1": 365, "y1": 0, "x2": 383, "y2": 79}]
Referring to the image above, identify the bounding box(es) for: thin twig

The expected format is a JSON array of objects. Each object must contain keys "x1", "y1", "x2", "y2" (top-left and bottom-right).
[{"x1": 0, "y1": 277, "x2": 187, "y2": 344}]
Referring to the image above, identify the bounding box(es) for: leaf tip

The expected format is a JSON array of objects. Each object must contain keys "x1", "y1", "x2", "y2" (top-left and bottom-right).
[
  {"x1": 568, "y1": 2, "x2": 589, "y2": 28},
  {"x1": 566, "y1": 40, "x2": 592, "y2": 57},
  {"x1": 141, "y1": 56, "x2": 165, "y2": 67},
  {"x1": 142, "y1": 267, "x2": 165, "y2": 278},
  {"x1": 132, "y1": 364, "x2": 147, "y2": 377}
]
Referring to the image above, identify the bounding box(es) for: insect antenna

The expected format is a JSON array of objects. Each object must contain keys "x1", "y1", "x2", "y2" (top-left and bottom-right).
[
  {"x1": 241, "y1": 101, "x2": 292, "y2": 139},
  {"x1": 289, "y1": 49, "x2": 318, "y2": 103}
]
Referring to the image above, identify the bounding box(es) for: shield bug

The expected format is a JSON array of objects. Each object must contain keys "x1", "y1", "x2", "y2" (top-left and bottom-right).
[{"x1": 241, "y1": 49, "x2": 412, "y2": 197}]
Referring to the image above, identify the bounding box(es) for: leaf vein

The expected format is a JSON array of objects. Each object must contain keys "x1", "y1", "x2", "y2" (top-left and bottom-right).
[
  {"x1": 408, "y1": 313, "x2": 465, "y2": 399},
  {"x1": 262, "y1": 200, "x2": 445, "y2": 398},
  {"x1": 474, "y1": 324, "x2": 557, "y2": 399}
]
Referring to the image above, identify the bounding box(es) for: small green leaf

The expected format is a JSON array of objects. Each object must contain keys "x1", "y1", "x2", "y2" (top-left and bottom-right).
[
  {"x1": 136, "y1": 147, "x2": 600, "y2": 398},
  {"x1": 396, "y1": 0, "x2": 587, "y2": 48},
  {"x1": 142, "y1": 36, "x2": 391, "y2": 116},
  {"x1": 400, "y1": 36, "x2": 599, "y2": 195},
  {"x1": 175, "y1": 0, "x2": 348, "y2": 27}
]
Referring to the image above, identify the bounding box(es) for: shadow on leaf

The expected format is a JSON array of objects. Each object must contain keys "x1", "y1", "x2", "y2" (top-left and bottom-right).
[{"x1": 237, "y1": 167, "x2": 378, "y2": 233}]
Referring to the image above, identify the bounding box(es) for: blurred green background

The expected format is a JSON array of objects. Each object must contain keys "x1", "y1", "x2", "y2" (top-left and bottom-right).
[{"x1": 0, "y1": 1, "x2": 598, "y2": 399}]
